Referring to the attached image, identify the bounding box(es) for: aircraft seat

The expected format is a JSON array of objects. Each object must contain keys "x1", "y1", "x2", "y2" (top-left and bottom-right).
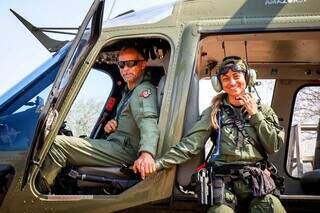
[
  {"x1": 301, "y1": 169, "x2": 320, "y2": 195},
  {"x1": 68, "y1": 165, "x2": 139, "y2": 194},
  {"x1": 157, "y1": 75, "x2": 166, "y2": 109}
]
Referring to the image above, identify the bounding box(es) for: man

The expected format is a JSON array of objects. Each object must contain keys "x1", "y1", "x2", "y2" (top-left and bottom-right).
[
  {"x1": 37, "y1": 47, "x2": 159, "y2": 193},
  {"x1": 138, "y1": 56, "x2": 286, "y2": 212}
]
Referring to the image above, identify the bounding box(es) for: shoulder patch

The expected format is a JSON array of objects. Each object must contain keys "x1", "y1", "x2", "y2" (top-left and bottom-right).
[{"x1": 139, "y1": 89, "x2": 152, "y2": 98}]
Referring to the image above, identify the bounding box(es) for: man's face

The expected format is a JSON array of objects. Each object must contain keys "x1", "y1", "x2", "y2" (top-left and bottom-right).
[
  {"x1": 118, "y1": 48, "x2": 146, "y2": 85},
  {"x1": 220, "y1": 69, "x2": 246, "y2": 97}
]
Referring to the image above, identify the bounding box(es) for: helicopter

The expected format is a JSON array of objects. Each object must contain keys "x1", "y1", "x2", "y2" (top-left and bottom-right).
[{"x1": 0, "y1": 0, "x2": 320, "y2": 212}]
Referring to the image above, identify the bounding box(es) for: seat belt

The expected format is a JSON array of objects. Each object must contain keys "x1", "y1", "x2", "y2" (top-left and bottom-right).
[{"x1": 114, "y1": 88, "x2": 135, "y2": 122}]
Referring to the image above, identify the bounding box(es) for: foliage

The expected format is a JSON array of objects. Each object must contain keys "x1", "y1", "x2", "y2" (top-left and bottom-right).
[
  {"x1": 65, "y1": 97, "x2": 104, "y2": 137},
  {"x1": 293, "y1": 86, "x2": 320, "y2": 124}
]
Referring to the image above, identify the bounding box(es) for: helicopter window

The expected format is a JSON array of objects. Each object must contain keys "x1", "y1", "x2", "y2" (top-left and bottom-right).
[
  {"x1": 287, "y1": 86, "x2": 320, "y2": 178},
  {"x1": 64, "y1": 68, "x2": 112, "y2": 138},
  {"x1": 253, "y1": 79, "x2": 275, "y2": 106},
  {"x1": 14, "y1": 84, "x2": 51, "y2": 114},
  {"x1": 58, "y1": 15, "x2": 95, "y2": 92},
  {"x1": 0, "y1": 84, "x2": 52, "y2": 151},
  {"x1": 103, "y1": 0, "x2": 175, "y2": 28}
]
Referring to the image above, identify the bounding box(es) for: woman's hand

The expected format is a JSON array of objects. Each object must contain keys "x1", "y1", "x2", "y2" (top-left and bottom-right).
[{"x1": 237, "y1": 93, "x2": 258, "y2": 117}]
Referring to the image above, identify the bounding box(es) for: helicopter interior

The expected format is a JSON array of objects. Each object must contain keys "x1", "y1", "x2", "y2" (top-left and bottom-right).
[
  {"x1": 150, "y1": 30, "x2": 320, "y2": 210},
  {"x1": 188, "y1": 30, "x2": 320, "y2": 198}
]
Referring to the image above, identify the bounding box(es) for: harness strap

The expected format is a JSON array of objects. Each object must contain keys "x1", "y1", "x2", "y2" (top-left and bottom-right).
[
  {"x1": 114, "y1": 88, "x2": 135, "y2": 121},
  {"x1": 207, "y1": 111, "x2": 222, "y2": 163},
  {"x1": 233, "y1": 119, "x2": 268, "y2": 160}
]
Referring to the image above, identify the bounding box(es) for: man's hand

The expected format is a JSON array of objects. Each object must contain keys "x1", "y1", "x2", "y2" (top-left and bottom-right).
[
  {"x1": 263, "y1": 169, "x2": 271, "y2": 177},
  {"x1": 133, "y1": 152, "x2": 156, "y2": 180},
  {"x1": 237, "y1": 93, "x2": 258, "y2": 117},
  {"x1": 104, "y1": 119, "x2": 118, "y2": 133}
]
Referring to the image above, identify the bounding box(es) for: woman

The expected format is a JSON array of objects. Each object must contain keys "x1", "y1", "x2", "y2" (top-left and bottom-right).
[{"x1": 134, "y1": 56, "x2": 286, "y2": 212}]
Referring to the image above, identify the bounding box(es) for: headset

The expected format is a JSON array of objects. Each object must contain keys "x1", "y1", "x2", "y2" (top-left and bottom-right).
[{"x1": 211, "y1": 56, "x2": 257, "y2": 92}]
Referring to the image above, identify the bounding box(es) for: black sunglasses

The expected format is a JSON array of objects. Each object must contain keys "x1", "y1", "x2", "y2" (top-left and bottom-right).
[
  {"x1": 218, "y1": 64, "x2": 245, "y2": 76},
  {"x1": 117, "y1": 60, "x2": 144, "y2": 69}
]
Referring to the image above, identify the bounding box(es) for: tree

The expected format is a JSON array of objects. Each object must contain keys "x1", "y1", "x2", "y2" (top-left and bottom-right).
[
  {"x1": 65, "y1": 97, "x2": 104, "y2": 137},
  {"x1": 293, "y1": 86, "x2": 320, "y2": 124}
]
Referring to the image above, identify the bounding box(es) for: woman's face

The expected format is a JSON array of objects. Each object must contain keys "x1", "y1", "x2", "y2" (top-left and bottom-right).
[{"x1": 220, "y1": 69, "x2": 246, "y2": 98}]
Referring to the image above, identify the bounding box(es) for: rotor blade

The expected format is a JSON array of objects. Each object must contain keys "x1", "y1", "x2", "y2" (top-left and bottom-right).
[{"x1": 10, "y1": 9, "x2": 68, "y2": 52}]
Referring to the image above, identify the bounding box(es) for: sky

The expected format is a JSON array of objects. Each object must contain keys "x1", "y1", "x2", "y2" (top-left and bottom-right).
[{"x1": 0, "y1": 0, "x2": 175, "y2": 96}]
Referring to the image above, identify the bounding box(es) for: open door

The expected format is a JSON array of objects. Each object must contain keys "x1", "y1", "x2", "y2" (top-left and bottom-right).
[{"x1": 21, "y1": 0, "x2": 105, "y2": 190}]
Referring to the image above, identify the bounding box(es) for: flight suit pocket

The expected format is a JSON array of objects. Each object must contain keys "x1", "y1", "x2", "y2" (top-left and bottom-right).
[
  {"x1": 250, "y1": 194, "x2": 275, "y2": 213},
  {"x1": 109, "y1": 135, "x2": 134, "y2": 152},
  {"x1": 122, "y1": 136, "x2": 131, "y2": 149},
  {"x1": 121, "y1": 136, "x2": 138, "y2": 156},
  {"x1": 225, "y1": 189, "x2": 237, "y2": 210}
]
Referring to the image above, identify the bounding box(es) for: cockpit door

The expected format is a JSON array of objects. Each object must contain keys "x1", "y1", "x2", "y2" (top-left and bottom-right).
[{"x1": 21, "y1": 0, "x2": 105, "y2": 189}]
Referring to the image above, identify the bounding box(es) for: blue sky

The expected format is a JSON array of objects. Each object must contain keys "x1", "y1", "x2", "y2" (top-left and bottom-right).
[{"x1": 0, "y1": 0, "x2": 174, "y2": 96}]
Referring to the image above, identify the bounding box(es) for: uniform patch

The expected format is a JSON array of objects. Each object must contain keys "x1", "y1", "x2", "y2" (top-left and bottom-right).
[{"x1": 139, "y1": 89, "x2": 151, "y2": 98}]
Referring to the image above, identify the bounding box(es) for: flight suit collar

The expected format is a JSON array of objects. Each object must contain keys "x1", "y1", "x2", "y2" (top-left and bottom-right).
[
  {"x1": 221, "y1": 97, "x2": 242, "y2": 119},
  {"x1": 221, "y1": 96, "x2": 261, "y2": 122}
]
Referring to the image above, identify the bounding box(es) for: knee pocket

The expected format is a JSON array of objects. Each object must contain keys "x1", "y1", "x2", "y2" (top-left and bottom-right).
[
  {"x1": 207, "y1": 189, "x2": 237, "y2": 213},
  {"x1": 250, "y1": 194, "x2": 285, "y2": 213},
  {"x1": 225, "y1": 190, "x2": 237, "y2": 208},
  {"x1": 208, "y1": 204, "x2": 234, "y2": 213},
  {"x1": 225, "y1": 190, "x2": 235, "y2": 200}
]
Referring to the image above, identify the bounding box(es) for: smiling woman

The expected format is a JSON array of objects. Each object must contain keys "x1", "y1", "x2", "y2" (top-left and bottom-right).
[{"x1": 152, "y1": 55, "x2": 286, "y2": 212}]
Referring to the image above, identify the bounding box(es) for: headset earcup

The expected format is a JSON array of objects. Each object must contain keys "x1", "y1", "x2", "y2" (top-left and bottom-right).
[
  {"x1": 246, "y1": 68, "x2": 257, "y2": 87},
  {"x1": 211, "y1": 76, "x2": 222, "y2": 92}
]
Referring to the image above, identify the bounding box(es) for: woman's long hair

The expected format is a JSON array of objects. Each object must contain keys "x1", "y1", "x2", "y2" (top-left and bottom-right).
[{"x1": 211, "y1": 92, "x2": 225, "y2": 129}]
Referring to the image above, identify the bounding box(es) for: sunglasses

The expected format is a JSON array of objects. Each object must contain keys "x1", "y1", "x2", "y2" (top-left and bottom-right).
[
  {"x1": 117, "y1": 60, "x2": 144, "y2": 69},
  {"x1": 218, "y1": 64, "x2": 246, "y2": 76}
]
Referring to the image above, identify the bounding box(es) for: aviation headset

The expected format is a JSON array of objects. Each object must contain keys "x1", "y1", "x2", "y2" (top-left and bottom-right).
[{"x1": 211, "y1": 56, "x2": 257, "y2": 92}]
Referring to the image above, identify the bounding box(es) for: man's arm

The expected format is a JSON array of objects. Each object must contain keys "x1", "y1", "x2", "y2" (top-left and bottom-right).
[
  {"x1": 155, "y1": 107, "x2": 212, "y2": 171},
  {"x1": 130, "y1": 82, "x2": 159, "y2": 178}
]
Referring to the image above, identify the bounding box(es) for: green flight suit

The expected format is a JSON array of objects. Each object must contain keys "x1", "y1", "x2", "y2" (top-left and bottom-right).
[
  {"x1": 156, "y1": 97, "x2": 286, "y2": 213},
  {"x1": 41, "y1": 76, "x2": 159, "y2": 186}
]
